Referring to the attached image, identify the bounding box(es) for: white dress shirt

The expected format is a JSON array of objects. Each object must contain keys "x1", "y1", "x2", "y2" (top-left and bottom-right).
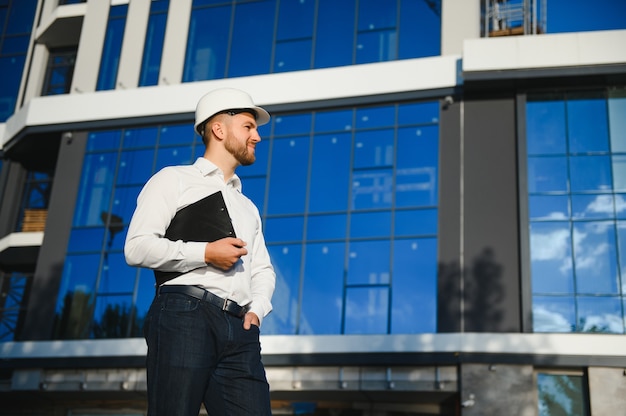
[{"x1": 124, "y1": 157, "x2": 275, "y2": 323}]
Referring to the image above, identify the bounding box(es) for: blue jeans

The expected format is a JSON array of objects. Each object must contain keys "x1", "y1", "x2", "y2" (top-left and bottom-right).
[{"x1": 144, "y1": 291, "x2": 271, "y2": 416}]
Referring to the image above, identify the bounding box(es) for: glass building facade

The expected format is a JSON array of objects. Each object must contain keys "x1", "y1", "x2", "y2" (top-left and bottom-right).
[{"x1": 1, "y1": 0, "x2": 626, "y2": 414}]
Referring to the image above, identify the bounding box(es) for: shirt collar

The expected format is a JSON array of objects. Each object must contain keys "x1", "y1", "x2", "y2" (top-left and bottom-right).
[{"x1": 193, "y1": 157, "x2": 242, "y2": 192}]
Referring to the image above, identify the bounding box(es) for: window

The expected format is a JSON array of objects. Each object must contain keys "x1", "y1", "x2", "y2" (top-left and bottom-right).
[
  {"x1": 0, "y1": 0, "x2": 38, "y2": 121},
  {"x1": 96, "y1": 4, "x2": 127, "y2": 91},
  {"x1": 526, "y1": 88, "x2": 626, "y2": 334},
  {"x1": 537, "y1": 370, "x2": 589, "y2": 416},
  {"x1": 0, "y1": 272, "x2": 32, "y2": 341},
  {"x1": 139, "y1": 0, "x2": 168, "y2": 87},
  {"x1": 54, "y1": 125, "x2": 199, "y2": 339},
  {"x1": 54, "y1": 99, "x2": 440, "y2": 339},
  {"x1": 42, "y1": 47, "x2": 76, "y2": 95},
  {"x1": 183, "y1": 0, "x2": 441, "y2": 82}
]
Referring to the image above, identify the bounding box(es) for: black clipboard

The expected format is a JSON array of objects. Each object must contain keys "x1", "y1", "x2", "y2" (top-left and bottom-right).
[{"x1": 154, "y1": 191, "x2": 236, "y2": 286}]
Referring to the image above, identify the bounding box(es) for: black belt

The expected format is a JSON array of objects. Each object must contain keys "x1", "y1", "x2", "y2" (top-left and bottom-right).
[{"x1": 158, "y1": 285, "x2": 249, "y2": 318}]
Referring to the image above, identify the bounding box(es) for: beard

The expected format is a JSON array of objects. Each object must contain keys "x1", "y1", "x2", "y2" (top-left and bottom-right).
[{"x1": 224, "y1": 133, "x2": 256, "y2": 166}]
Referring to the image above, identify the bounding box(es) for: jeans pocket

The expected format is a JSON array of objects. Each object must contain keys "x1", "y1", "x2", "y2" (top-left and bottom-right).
[{"x1": 161, "y1": 293, "x2": 200, "y2": 312}]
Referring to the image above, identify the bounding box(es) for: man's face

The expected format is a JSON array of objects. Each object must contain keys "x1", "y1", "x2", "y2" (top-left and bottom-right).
[{"x1": 224, "y1": 112, "x2": 261, "y2": 166}]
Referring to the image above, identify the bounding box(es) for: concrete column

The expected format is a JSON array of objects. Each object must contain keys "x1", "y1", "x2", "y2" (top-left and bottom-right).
[
  {"x1": 159, "y1": 0, "x2": 192, "y2": 85},
  {"x1": 71, "y1": 0, "x2": 110, "y2": 93},
  {"x1": 461, "y1": 363, "x2": 537, "y2": 416},
  {"x1": 588, "y1": 367, "x2": 626, "y2": 415},
  {"x1": 441, "y1": 0, "x2": 481, "y2": 55},
  {"x1": 116, "y1": 0, "x2": 151, "y2": 89}
]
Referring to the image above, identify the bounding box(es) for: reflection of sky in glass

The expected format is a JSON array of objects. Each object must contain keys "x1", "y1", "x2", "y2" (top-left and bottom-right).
[
  {"x1": 537, "y1": 373, "x2": 585, "y2": 416},
  {"x1": 528, "y1": 91, "x2": 626, "y2": 334}
]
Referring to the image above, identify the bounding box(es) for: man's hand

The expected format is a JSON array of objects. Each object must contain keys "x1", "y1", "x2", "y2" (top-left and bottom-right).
[
  {"x1": 243, "y1": 312, "x2": 260, "y2": 330},
  {"x1": 204, "y1": 237, "x2": 248, "y2": 270}
]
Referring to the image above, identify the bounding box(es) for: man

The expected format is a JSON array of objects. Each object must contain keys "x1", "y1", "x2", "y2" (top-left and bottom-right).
[{"x1": 124, "y1": 88, "x2": 276, "y2": 415}]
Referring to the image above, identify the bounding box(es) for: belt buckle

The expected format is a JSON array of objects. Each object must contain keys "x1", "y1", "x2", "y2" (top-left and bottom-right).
[{"x1": 222, "y1": 297, "x2": 229, "y2": 311}]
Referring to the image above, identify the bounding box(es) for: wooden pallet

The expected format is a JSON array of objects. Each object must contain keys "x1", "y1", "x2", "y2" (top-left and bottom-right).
[{"x1": 21, "y1": 209, "x2": 48, "y2": 232}]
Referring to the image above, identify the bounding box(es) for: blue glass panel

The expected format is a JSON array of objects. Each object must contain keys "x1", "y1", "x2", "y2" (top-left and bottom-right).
[
  {"x1": 110, "y1": 185, "x2": 141, "y2": 228},
  {"x1": 136, "y1": 267, "x2": 157, "y2": 322},
  {"x1": 228, "y1": 1, "x2": 274, "y2": 77},
  {"x1": 314, "y1": 0, "x2": 355, "y2": 68},
  {"x1": 102, "y1": 214, "x2": 128, "y2": 251},
  {"x1": 358, "y1": 0, "x2": 396, "y2": 31},
  {"x1": 572, "y1": 194, "x2": 615, "y2": 220},
  {"x1": 264, "y1": 216, "x2": 304, "y2": 243},
  {"x1": 267, "y1": 136, "x2": 309, "y2": 215},
  {"x1": 617, "y1": 197, "x2": 626, "y2": 219},
  {"x1": 184, "y1": 6, "x2": 229, "y2": 81},
  {"x1": 122, "y1": 127, "x2": 158, "y2": 148},
  {"x1": 314, "y1": 109, "x2": 353, "y2": 132},
  {"x1": 87, "y1": 130, "x2": 122, "y2": 151},
  {"x1": 355, "y1": 30, "x2": 397, "y2": 64},
  {"x1": 344, "y1": 286, "x2": 389, "y2": 334},
  {"x1": 1, "y1": 35, "x2": 29, "y2": 54},
  {"x1": 396, "y1": 126, "x2": 438, "y2": 207},
  {"x1": 529, "y1": 195, "x2": 570, "y2": 220},
  {"x1": 395, "y1": 209, "x2": 437, "y2": 236},
  {"x1": 159, "y1": 124, "x2": 194, "y2": 145},
  {"x1": 567, "y1": 94, "x2": 609, "y2": 154},
  {"x1": 274, "y1": 39, "x2": 312, "y2": 72},
  {"x1": 573, "y1": 221, "x2": 618, "y2": 294},
  {"x1": 155, "y1": 146, "x2": 194, "y2": 170},
  {"x1": 91, "y1": 294, "x2": 133, "y2": 338},
  {"x1": 526, "y1": 99, "x2": 567, "y2": 155},
  {"x1": 569, "y1": 155, "x2": 612, "y2": 192},
  {"x1": 273, "y1": 113, "x2": 312, "y2": 136},
  {"x1": 0, "y1": 55, "x2": 26, "y2": 121},
  {"x1": 350, "y1": 211, "x2": 391, "y2": 238},
  {"x1": 117, "y1": 149, "x2": 155, "y2": 185},
  {"x1": 67, "y1": 227, "x2": 106, "y2": 253},
  {"x1": 241, "y1": 176, "x2": 266, "y2": 213},
  {"x1": 73, "y1": 153, "x2": 117, "y2": 226},
  {"x1": 537, "y1": 373, "x2": 586, "y2": 415},
  {"x1": 263, "y1": 244, "x2": 302, "y2": 334},
  {"x1": 309, "y1": 133, "x2": 351, "y2": 212},
  {"x1": 353, "y1": 130, "x2": 394, "y2": 169},
  {"x1": 99, "y1": 252, "x2": 135, "y2": 293},
  {"x1": 306, "y1": 214, "x2": 347, "y2": 241},
  {"x1": 608, "y1": 93, "x2": 626, "y2": 152},
  {"x1": 399, "y1": 0, "x2": 440, "y2": 59},
  {"x1": 238, "y1": 139, "x2": 269, "y2": 177},
  {"x1": 58, "y1": 254, "x2": 99, "y2": 304},
  {"x1": 300, "y1": 242, "x2": 345, "y2": 334},
  {"x1": 618, "y1": 222, "x2": 626, "y2": 294},
  {"x1": 356, "y1": 105, "x2": 395, "y2": 129},
  {"x1": 577, "y1": 296, "x2": 624, "y2": 333},
  {"x1": 532, "y1": 296, "x2": 575, "y2": 332},
  {"x1": 391, "y1": 238, "x2": 437, "y2": 333},
  {"x1": 352, "y1": 169, "x2": 393, "y2": 210},
  {"x1": 96, "y1": 5, "x2": 127, "y2": 91},
  {"x1": 530, "y1": 222, "x2": 574, "y2": 294},
  {"x1": 277, "y1": 0, "x2": 314, "y2": 40},
  {"x1": 139, "y1": 10, "x2": 167, "y2": 87},
  {"x1": 613, "y1": 155, "x2": 626, "y2": 192},
  {"x1": 347, "y1": 240, "x2": 390, "y2": 284},
  {"x1": 527, "y1": 156, "x2": 568, "y2": 193},
  {"x1": 398, "y1": 101, "x2": 439, "y2": 126},
  {"x1": 5, "y1": 0, "x2": 37, "y2": 34}
]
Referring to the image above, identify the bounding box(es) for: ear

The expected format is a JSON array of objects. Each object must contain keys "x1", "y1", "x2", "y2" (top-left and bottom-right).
[{"x1": 210, "y1": 121, "x2": 225, "y2": 140}]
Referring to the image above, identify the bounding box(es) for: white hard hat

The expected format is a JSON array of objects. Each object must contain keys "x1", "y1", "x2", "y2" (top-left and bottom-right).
[{"x1": 194, "y1": 87, "x2": 270, "y2": 135}]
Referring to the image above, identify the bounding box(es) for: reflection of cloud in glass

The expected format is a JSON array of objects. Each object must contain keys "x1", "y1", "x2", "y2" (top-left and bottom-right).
[
  {"x1": 585, "y1": 194, "x2": 613, "y2": 214},
  {"x1": 542, "y1": 212, "x2": 568, "y2": 220},
  {"x1": 580, "y1": 313, "x2": 623, "y2": 333},
  {"x1": 531, "y1": 228, "x2": 572, "y2": 274},
  {"x1": 533, "y1": 305, "x2": 571, "y2": 332}
]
